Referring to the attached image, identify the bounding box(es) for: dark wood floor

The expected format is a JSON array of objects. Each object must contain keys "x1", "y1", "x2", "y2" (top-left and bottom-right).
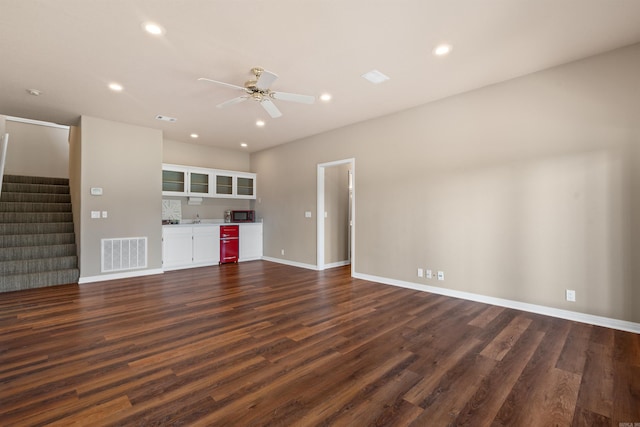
[{"x1": 1, "y1": 261, "x2": 638, "y2": 426}]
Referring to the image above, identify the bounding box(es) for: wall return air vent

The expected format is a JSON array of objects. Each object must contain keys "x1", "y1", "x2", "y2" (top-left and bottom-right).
[{"x1": 101, "y1": 237, "x2": 147, "y2": 273}]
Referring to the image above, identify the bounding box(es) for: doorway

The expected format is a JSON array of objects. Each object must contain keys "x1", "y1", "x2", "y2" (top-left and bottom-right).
[{"x1": 317, "y1": 158, "x2": 355, "y2": 273}]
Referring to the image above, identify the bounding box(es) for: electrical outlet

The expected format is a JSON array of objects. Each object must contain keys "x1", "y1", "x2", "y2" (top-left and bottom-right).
[
  {"x1": 566, "y1": 289, "x2": 576, "y2": 302},
  {"x1": 417, "y1": 268, "x2": 424, "y2": 278},
  {"x1": 426, "y1": 269, "x2": 432, "y2": 279},
  {"x1": 437, "y1": 271, "x2": 445, "y2": 281}
]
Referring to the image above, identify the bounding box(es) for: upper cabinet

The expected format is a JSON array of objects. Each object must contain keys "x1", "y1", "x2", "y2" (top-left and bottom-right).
[
  {"x1": 162, "y1": 165, "x2": 189, "y2": 196},
  {"x1": 163, "y1": 163, "x2": 256, "y2": 199}
]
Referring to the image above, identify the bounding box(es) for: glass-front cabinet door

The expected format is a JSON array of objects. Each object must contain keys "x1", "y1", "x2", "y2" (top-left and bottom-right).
[
  {"x1": 236, "y1": 175, "x2": 256, "y2": 198},
  {"x1": 162, "y1": 166, "x2": 188, "y2": 196},
  {"x1": 215, "y1": 174, "x2": 233, "y2": 197},
  {"x1": 189, "y1": 171, "x2": 210, "y2": 196}
]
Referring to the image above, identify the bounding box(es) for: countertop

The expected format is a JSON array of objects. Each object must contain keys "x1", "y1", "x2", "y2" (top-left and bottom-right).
[{"x1": 162, "y1": 220, "x2": 262, "y2": 227}]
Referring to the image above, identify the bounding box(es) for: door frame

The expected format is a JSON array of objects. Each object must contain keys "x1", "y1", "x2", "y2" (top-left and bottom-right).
[{"x1": 317, "y1": 158, "x2": 355, "y2": 273}]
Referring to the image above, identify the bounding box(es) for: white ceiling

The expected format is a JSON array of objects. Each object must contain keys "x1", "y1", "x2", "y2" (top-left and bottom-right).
[{"x1": 2, "y1": 0, "x2": 640, "y2": 153}]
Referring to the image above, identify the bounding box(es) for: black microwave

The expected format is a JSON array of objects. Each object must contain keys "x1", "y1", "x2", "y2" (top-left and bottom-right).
[{"x1": 231, "y1": 210, "x2": 255, "y2": 223}]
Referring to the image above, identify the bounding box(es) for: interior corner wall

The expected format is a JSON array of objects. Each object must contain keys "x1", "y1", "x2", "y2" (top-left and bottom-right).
[
  {"x1": 68, "y1": 125, "x2": 82, "y2": 268},
  {"x1": 0, "y1": 115, "x2": 6, "y2": 135},
  {"x1": 79, "y1": 116, "x2": 163, "y2": 279},
  {"x1": 4, "y1": 120, "x2": 70, "y2": 178},
  {"x1": 251, "y1": 43, "x2": 640, "y2": 323}
]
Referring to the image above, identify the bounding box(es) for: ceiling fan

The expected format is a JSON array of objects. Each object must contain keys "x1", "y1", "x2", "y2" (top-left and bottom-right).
[{"x1": 198, "y1": 67, "x2": 315, "y2": 118}]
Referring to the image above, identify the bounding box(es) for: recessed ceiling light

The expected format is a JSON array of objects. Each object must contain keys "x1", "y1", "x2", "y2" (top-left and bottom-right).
[
  {"x1": 362, "y1": 70, "x2": 390, "y2": 84},
  {"x1": 256, "y1": 120, "x2": 265, "y2": 127},
  {"x1": 26, "y1": 89, "x2": 42, "y2": 96},
  {"x1": 108, "y1": 82, "x2": 123, "y2": 92},
  {"x1": 433, "y1": 44, "x2": 453, "y2": 56},
  {"x1": 143, "y1": 22, "x2": 165, "y2": 36},
  {"x1": 190, "y1": 133, "x2": 199, "y2": 139},
  {"x1": 240, "y1": 142, "x2": 248, "y2": 148},
  {"x1": 320, "y1": 93, "x2": 332, "y2": 102}
]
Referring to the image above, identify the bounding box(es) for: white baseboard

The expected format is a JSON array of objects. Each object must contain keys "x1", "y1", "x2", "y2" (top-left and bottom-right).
[
  {"x1": 79, "y1": 268, "x2": 164, "y2": 284},
  {"x1": 323, "y1": 260, "x2": 351, "y2": 269},
  {"x1": 262, "y1": 256, "x2": 319, "y2": 271},
  {"x1": 352, "y1": 272, "x2": 640, "y2": 334}
]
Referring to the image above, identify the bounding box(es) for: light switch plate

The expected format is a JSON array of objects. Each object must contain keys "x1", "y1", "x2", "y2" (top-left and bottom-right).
[
  {"x1": 91, "y1": 211, "x2": 100, "y2": 219},
  {"x1": 305, "y1": 211, "x2": 312, "y2": 218},
  {"x1": 101, "y1": 211, "x2": 108, "y2": 218}
]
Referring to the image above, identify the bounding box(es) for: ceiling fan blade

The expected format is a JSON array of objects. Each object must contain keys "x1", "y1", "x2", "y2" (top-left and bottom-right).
[
  {"x1": 272, "y1": 91, "x2": 316, "y2": 104},
  {"x1": 216, "y1": 96, "x2": 249, "y2": 109},
  {"x1": 198, "y1": 77, "x2": 245, "y2": 91},
  {"x1": 260, "y1": 98, "x2": 282, "y2": 118},
  {"x1": 255, "y1": 69, "x2": 278, "y2": 90}
]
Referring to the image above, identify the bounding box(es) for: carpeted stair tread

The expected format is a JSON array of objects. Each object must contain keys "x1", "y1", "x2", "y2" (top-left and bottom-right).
[
  {"x1": 0, "y1": 202, "x2": 72, "y2": 213},
  {"x1": 0, "y1": 212, "x2": 73, "y2": 223},
  {"x1": 2, "y1": 175, "x2": 69, "y2": 186},
  {"x1": 2, "y1": 182, "x2": 70, "y2": 195},
  {"x1": 0, "y1": 233, "x2": 76, "y2": 248},
  {"x1": 0, "y1": 192, "x2": 71, "y2": 203},
  {"x1": 0, "y1": 244, "x2": 77, "y2": 261},
  {"x1": 0, "y1": 256, "x2": 78, "y2": 275},
  {"x1": 0, "y1": 269, "x2": 80, "y2": 293},
  {"x1": 0, "y1": 222, "x2": 74, "y2": 235}
]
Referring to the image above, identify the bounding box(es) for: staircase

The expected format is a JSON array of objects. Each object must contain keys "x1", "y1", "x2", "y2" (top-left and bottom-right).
[{"x1": 0, "y1": 175, "x2": 79, "y2": 292}]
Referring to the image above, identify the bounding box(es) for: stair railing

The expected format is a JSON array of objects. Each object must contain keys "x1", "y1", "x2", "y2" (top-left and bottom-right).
[{"x1": 0, "y1": 133, "x2": 8, "y2": 197}]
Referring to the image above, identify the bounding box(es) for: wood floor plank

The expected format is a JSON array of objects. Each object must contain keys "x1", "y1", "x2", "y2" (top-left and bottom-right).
[{"x1": 0, "y1": 261, "x2": 638, "y2": 425}]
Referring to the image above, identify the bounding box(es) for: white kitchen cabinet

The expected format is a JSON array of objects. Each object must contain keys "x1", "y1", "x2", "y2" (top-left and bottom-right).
[
  {"x1": 162, "y1": 165, "x2": 189, "y2": 196},
  {"x1": 193, "y1": 225, "x2": 220, "y2": 265},
  {"x1": 163, "y1": 225, "x2": 220, "y2": 270},
  {"x1": 163, "y1": 163, "x2": 256, "y2": 199},
  {"x1": 239, "y1": 223, "x2": 263, "y2": 261},
  {"x1": 162, "y1": 226, "x2": 193, "y2": 269}
]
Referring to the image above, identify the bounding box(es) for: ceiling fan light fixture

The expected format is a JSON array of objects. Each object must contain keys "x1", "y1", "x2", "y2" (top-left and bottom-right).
[{"x1": 362, "y1": 69, "x2": 390, "y2": 84}]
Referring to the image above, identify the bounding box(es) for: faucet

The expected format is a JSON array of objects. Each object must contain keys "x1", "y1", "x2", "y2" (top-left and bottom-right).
[{"x1": 194, "y1": 213, "x2": 201, "y2": 224}]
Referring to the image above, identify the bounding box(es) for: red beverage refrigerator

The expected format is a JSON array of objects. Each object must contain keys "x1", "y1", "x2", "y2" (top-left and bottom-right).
[{"x1": 220, "y1": 225, "x2": 239, "y2": 264}]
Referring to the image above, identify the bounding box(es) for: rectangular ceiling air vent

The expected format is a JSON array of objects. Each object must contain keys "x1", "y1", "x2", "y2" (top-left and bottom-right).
[{"x1": 155, "y1": 115, "x2": 177, "y2": 122}]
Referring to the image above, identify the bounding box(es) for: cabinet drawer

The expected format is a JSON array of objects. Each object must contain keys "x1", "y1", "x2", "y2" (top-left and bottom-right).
[{"x1": 220, "y1": 225, "x2": 239, "y2": 238}]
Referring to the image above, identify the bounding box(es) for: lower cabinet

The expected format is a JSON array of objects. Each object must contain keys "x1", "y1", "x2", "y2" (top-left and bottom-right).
[
  {"x1": 239, "y1": 223, "x2": 263, "y2": 261},
  {"x1": 163, "y1": 225, "x2": 220, "y2": 270},
  {"x1": 162, "y1": 227, "x2": 193, "y2": 269},
  {"x1": 163, "y1": 223, "x2": 262, "y2": 270}
]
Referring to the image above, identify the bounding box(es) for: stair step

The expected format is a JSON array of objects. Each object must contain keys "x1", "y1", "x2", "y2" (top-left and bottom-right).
[
  {"x1": 0, "y1": 202, "x2": 72, "y2": 213},
  {"x1": 0, "y1": 269, "x2": 79, "y2": 292},
  {"x1": 0, "y1": 244, "x2": 77, "y2": 261},
  {"x1": 0, "y1": 192, "x2": 71, "y2": 203},
  {"x1": 2, "y1": 175, "x2": 69, "y2": 186},
  {"x1": 0, "y1": 222, "x2": 74, "y2": 235},
  {"x1": 0, "y1": 256, "x2": 78, "y2": 275},
  {"x1": 0, "y1": 212, "x2": 73, "y2": 223},
  {"x1": 0, "y1": 233, "x2": 76, "y2": 248},
  {"x1": 1, "y1": 182, "x2": 70, "y2": 195}
]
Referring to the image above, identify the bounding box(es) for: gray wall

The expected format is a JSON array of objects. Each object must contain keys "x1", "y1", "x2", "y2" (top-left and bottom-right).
[
  {"x1": 4, "y1": 120, "x2": 69, "y2": 178},
  {"x1": 251, "y1": 43, "x2": 640, "y2": 323},
  {"x1": 78, "y1": 116, "x2": 163, "y2": 278}
]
